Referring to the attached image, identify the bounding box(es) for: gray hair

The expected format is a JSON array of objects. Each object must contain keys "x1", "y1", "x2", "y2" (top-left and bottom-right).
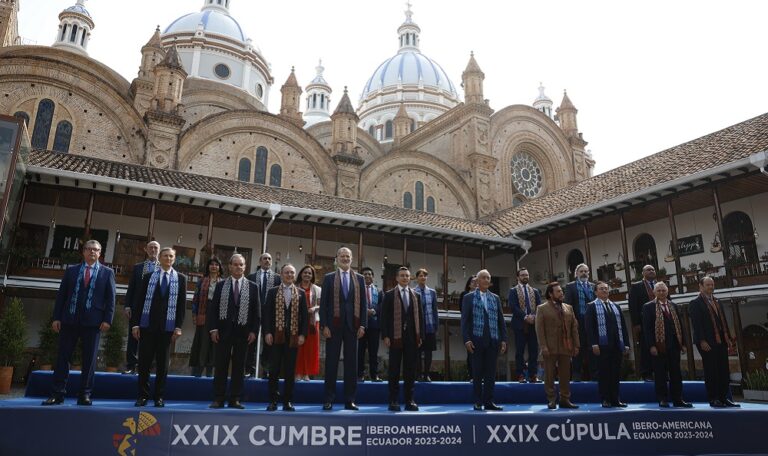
[
  {"x1": 230, "y1": 253, "x2": 246, "y2": 264},
  {"x1": 575, "y1": 263, "x2": 589, "y2": 272},
  {"x1": 476, "y1": 269, "x2": 491, "y2": 280},
  {"x1": 83, "y1": 239, "x2": 102, "y2": 250}
]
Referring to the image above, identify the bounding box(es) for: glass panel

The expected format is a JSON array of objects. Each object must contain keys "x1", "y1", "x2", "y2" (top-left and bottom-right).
[
  {"x1": 403, "y1": 192, "x2": 413, "y2": 209},
  {"x1": 426, "y1": 196, "x2": 435, "y2": 213},
  {"x1": 237, "y1": 157, "x2": 251, "y2": 182},
  {"x1": 52, "y1": 120, "x2": 72, "y2": 153},
  {"x1": 32, "y1": 99, "x2": 55, "y2": 149},
  {"x1": 415, "y1": 181, "x2": 424, "y2": 211},
  {"x1": 269, "y1": 164, "x2": 282, "y2": 187},
  {"x1": 385, "y1": 120, "x2": 393, "y2": 139},
  {"x1": 255, "y1": 146, "x2": 268, "y2": 184},
  {"x1": 70, "y1": 24, "x2": 78, "y2": 42}
]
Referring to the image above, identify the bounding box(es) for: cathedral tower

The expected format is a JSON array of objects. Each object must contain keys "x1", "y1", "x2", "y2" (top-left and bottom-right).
[{"x1": 52, "y1": 0, "x2": 94, "y2": 55}]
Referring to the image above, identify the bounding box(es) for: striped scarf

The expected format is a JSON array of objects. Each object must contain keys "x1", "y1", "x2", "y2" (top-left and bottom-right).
[
  {"x1": 194, "y1": 276, "x2": 221, "y2": 326},
  {"x1": 594, "y1": 299, "x2": 624, "y2": 350},
  {"x1": 332, "y1": 270, "x2": 360, "y2": 329},
  {"x1": 392, "y1": 287, "x2": 421, "y2": 349},
  {"x1": 416, "y1": 286, "x2": 436, "y2": 334},
  {"x1": 516, "y1": 283, "x2": 536, "y2": 314},
  {"x1": 472, "y1": 290, "x2": 499, "y2": 341},
  {"x1": 139, "y1": 268, "x2": 180, "y2": 332},
  {"x1": 275, "y1": 284, "x2": 300, "y2": 347},
  {"x1": 218, "y1": 278, "x2": 250, "y2": 326},
  {"x1": 653, "y1": 299, "x2": 682, "y2": 354},
  {"x1": 69, "y1": 262, "x2": 100, "y2": 314},
  {"x1": 577, "y1": 281, "x2": 594, "y2": 317},
  {"x1": 701, "y1": 293, "x2": 731, "y2": 344}
]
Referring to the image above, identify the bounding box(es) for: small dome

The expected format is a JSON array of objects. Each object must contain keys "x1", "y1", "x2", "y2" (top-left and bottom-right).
[
  {"x1": 361, "y1": 51, "x2": 457, "y2": 100},
  {"x1": 64, "y1": 3, "x2": 91, "y2": 18},
  {"x1": 164, "y1": 9, "x2": 245, "y2": 42}
]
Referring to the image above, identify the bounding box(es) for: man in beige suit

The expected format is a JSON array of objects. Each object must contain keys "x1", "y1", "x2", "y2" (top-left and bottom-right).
[{"x1": 536, "y1": 282, "x2": 580, "y2": 409}]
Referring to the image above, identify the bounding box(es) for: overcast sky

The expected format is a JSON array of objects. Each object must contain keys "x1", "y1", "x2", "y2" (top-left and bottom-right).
[{"x1": 18, "y1": 0, "x2": 768, "y2": 174}]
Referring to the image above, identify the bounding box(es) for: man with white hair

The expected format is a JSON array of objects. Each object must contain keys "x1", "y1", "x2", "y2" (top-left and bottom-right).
[{"x1": 564, "y1": 263, "x2": 596, "y2": 381}]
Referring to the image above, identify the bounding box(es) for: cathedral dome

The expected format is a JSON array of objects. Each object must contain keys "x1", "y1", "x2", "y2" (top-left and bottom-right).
[
  {"x1": 63, "y1": 3, "x2": 91, "y2": 18},
  {"x1": 164, "y1": 9, "x2": 245, "y2": 42},
  {"x1": 361, "y1": 50, "x2": 457, "y2": 100}
]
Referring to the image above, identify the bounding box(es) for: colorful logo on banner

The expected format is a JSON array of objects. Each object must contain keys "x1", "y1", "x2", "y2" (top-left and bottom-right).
[{"x1": 112, "y1": 411, "x2": 161, "y2": 455}]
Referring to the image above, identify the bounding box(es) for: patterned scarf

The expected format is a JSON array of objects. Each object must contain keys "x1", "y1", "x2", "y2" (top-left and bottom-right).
[
  {"x1": 218, "y1": 278, "x2": 250, "y2": 326},
  {"x1": 392, "y1": 287, "x2": 421, "y2": 349},
  {"x1": 332, "y1": 270, "x2": 361, "y2": 329},
  {"x1": 577, "y1": 281, "x2": 594, "y2": 317},
  {"x1": 417, "y1": 286, "x2": 436, "y2": 334},
  {"x1": 516, "y1": 283, "x2": 536, "y2": 314},
  {"x1": 139, "y1": 268, "x2": 180, "y2": 332},
  {"x1": 276, "y1": 283, "x2": 301, "y2": 347},
  {"x1": 142, "y1": 259, "x2": 158, "y2": 276},
  {"x1": 701, "y1": 293, "x2": 731, "y2": 344},
  {"x1": 69, "y1": 262, "x2": 100, "y2": 314},
  {"x1": 472, "y1": 290, "x2": 499, "y2": 341},
  {"x1": 301, "y1": 286, "x2": 317, "y2": 334},
  {"x1": 194, "y1": 276, "x2": 221, "y2": 326},
  {"x1": 553, "y1": 301, "x2": 573, "y2": 351},
  {"x1": 653, "y1": 299, "x2": 682, "y2": 354},
  {"x1": 594, "y1": 299, "x2": 624, "y2": 350}
]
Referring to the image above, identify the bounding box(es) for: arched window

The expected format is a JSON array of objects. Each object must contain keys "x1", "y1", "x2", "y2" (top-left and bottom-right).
[
  {"x1": 566, "y1": 249, "x2": 585, "y2": 281},
  {"x1": 426, "y1": 196, "x2": 435, "y2": 213},
  {"x1": 60, "y1": 25, "x2": 67, "y2": 41},
  {"x1": 403, "y1": 192, "x2": 413, "y2": 209},
  {"x1": 237, "y1": 158, "x2": 251, "y2": 182},
  {"x1": 320, "y1": 94, "x2": 325, "y2": 109},
  {"x1": 410, "y1": 118, "x2": 416, "y2": 133},
  {"x1": 52, "y1": 120, "x2": 72, "y2": 153},
  {"x1": 384, "y1": 120, "x2": 393, "y2": 139},
  {"x1": 368, "y1": 125, "x2": 375, "y2": 137},
  {"x1": 633, "y1": 233, "x2": 658, "y2": 273},
  {"x1": 415, "y1": 181, "x2": 424, "y2": 211},
  {"x1": 254, "y1": 146, "x2": 268, "y2": 184},
  {"x1": 13, "y1": 111, "x2": 29, "y2": 127},
  {"x1": 70, "y1": 24, "x2": 78, "y2": 42},
  {"x1": 80, "y1": 30, "x2": 86, "y2": 46},
  {"x1": 312, "y1": 94, "x2": 317, "y2": 109},
  {"x1": 32, "y1": 99, "x2": 55, "y2": 149},
  {"x1": 269, "y1": 164, "x2": 282, "y2": 187},
  {"x1": 724, "y1": 211, "x2": 758, "y2": 264}
]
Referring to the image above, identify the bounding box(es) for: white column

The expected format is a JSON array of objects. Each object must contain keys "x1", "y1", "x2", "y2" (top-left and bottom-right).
[
  {"x1": 190, "y1": 47, "x2": 202, "y2": 77},
  {"x1": 242, "y1": 63, "x2": 252, "y2": 92}
]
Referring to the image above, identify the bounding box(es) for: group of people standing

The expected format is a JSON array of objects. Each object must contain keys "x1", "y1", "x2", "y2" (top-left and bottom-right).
[{"x1": 39, "y1": 240, "x2": 739, "y2": 412}]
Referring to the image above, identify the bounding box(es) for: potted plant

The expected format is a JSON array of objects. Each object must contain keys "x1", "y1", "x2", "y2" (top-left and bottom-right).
[
  {"x1": 103, "y1": 311, "x2": 125, "y2": 372},
  {"x1": 657, "y1": 267, "x2": 668, "y2": 280},
  {"x1": 60, "y1": 250, "x2": 82, "y2": 268},
  {"x1": 0, "y1": 297, "x2": 27, "y2": 393},
  {"x1": 743, "y1": 370, "x2": 768, "y2": 402},
  {"x1": 698, "y1": 260, "x2": 717, "y2": 274},
  {"x1": 37, "y1": 315, "x2": 59, "y2": 370}
]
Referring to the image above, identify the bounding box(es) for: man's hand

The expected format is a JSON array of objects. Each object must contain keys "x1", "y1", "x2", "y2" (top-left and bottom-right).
[
  {"x1": 465, "y1": 340, "x2": 475, "y2": 354},
  {"x1": 700, "y1": 341, "x2": 711, "y2": 352},
  {"x1": 384, "y1": 337, "x2": 391, "y2": 348},
  {"x1": 210, "y1": 330, "x2": 219, "y2": 343},
  {"x1": 592, "y1": 345, "x2": 600, "y2": 356},
  {"x1": 650, "y1": 346, "x2": 658, "y2": 356},
  {"x1": 124, "y1": 307, "x2": 131, "y2": 318},
  {"x1": 99, "y1": 322, "x2": 111, "y2": 332},
  {"x1": 357, "y1": 327, "x2": 365, "y2": 339},
  {"x1": 572, "y1": 347, "x2": 579, "y2": 357},
  {"x1": 132, "y1": 327, "x2": 140, "y2": 341},
  {"x1": 247, "y1": 332, "x2": 256, "y2": 344},
  {"x1": 322, "y1": 327, "x2": 331, "y2": 339},
  {"x1": 541, "y1": 347, "x2": 550, "y2": 357},
  {"x1": 265, "y1": 334, "x2": 273, "y2": 346},
  {"x1": 172, "y1": 328, "x2": 181, "y2": 342},
  {"x1": 623, "y1": 346, "x2": 630, "y2": 355},
  {"x1": 298, "y1": 335, "x2": 305, "y2": 346},
  {"x1": 500, "y1": 341, "x2": 507, "y2": 354},
  {"x1": 681, "y1": 345, "x2": 687, "y2": 355},
  {"x1": 52, "y1": 320, "x2": 61, "y2": 333}
]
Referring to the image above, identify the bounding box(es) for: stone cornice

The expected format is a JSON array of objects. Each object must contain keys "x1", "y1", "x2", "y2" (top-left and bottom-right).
[{"x1": 396, "y1": 102, "x2": 494, "y2": 150}]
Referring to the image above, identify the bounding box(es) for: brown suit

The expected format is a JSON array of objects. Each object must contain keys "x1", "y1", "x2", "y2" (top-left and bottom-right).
[{"x1": 535, "y1": 301, "x2": 580, "y2": 404}]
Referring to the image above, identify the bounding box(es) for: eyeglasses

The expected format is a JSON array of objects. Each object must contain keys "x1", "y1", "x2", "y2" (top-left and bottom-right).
[{"x1": 84, "y1": 247, "x2": 101, "y2": 252}]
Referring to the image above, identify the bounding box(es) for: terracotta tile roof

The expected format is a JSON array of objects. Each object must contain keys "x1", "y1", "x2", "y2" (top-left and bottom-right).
[
  {"x1": 28, "y1": 150, "x2": 499, "y2": 238},
  {"x1": 485, "y1": 112, "x2": 768, "y2": 236}
]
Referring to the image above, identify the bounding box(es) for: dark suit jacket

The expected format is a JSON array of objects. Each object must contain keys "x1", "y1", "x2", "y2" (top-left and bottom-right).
[
  {"x1": 564, "y1": 280, "x2": 595, "y2": 321},
  {"x1": 413, "y1": 285, "x2": 438, "y2": 334},
  {"x1": 585, "y1": 299, "x2": 629, "y2": 349},
  {"x1": 629, "y1": 280, "x2": 655, "y2": 327},
  {"x1": 247, "y1": 268, "x2": 280, "y2": 305},
  {"x1": 380, "y1": 287, "x2": 425, "y2": 343},
  {"x1": 131, "y1": 270, "x2": 186, "y2": 332},
  {"x1": 54, "y1": 262, "x2": 116, "y2": 328},
  {"x1": 642, "y1": 299, "x2": 684, "y2": 353},
  {"x1": 461, "y1": 290, "x2": 507, "y2": 348},
  {"x1": 206, "y1": 278, "x2": 261, "y2": 336},
  {"x1": 319, "y1": 270, "x2": 368, "y2": 332},
  {"x1": 262, "y1": 285, "x2": 309, "y2": 340},
  {"x1": 508, "y1": 285, "x2": 541, "y2": 331},
  {"x1": 125, "y1": 261, "x2": 155, "y2": 310},
  {"x1": 364, "y1": 284, "x2": 383, "y2": 330},
  {"x1": 689, "y1": 295, "x2": 730, "y2": 349}
]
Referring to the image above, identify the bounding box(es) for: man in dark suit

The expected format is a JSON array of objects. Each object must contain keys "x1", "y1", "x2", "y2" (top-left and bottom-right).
[
  {"x1": 358, "y1": 267, "x2": 382, "y2": 382},
  {"x1": 122, "y1": 240, "x2": 159, "y2": 375},
  {"x1": 382, "y1": 267, "x2": 425, "y2": 412},
  {"x1": 207, "y1": 254, "x2": 260, "y2": 409},
  {"x1": 320, "y1": 247, "x2": 368, "y2": 411},
  {"x1": 508, "y1": 268, "x2": 540, "y2": 383},
  {"x1": 263, "y1": 264, "x2": 307, "y2": 411},
  {"x1": 564, "y1": 263, "x2": 596, "y2": 381},
  {"x1": 414, "y1": 268, "x2": 439, "y2": 382},
  {"x1": 642, "y1": 282, "x2": 692, "y2": 408},
  {"x1": 629, "y1": 264, "x2": 656, "y2": 381},
  {"x1": 246, "y1": 252, "x2": 280, "y2": 378},
  {"x1": 585, "y1": 281, "x2": 630, "y2": 407},
  {"x1": 42, "y1": 240, "x2": 116, "y2": 406},
  {"x1": 131, "y1": 247, "x2": 186, "y2": 408},
  {"x1": 689, "y1": 276, "x2": 739, "y2": 408},
  {"x1": 462, "y1": 269, "x2": 507, "y2": 411}
]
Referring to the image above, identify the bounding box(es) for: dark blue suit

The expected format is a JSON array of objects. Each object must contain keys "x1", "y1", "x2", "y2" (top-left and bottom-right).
[
  {"x1": 564, "y1": 280, "x2": 597, "y2": 380},
  {"x1": 320, "y1": 270, "x2": 368, "y2": 404},
  {"x1": 124, "y1": 261, "x2": 156, "y2": 371},
  {"x1": 357, "y1": 284, "x2": 382, "y2": 379},
  {"x1": 50, "y1": 262, "x2": 116, "y2": 398},
  {"x1": 414, "y1": 285, "x2": 438, "y2": 378},
  {"x1": 246, "y1": 268, "x2": 281, "y2": 376},
  {"x1": 461, "y1": 290, "x2": 507, "y2": 405},
  {"x1": 585, "y1": 299, "x2": 629, "y2": 403},
  {"x1": 642, "y1": 300, "x2": 685, "y2": 402},
  {"x1": 508, "y1": 285, "x2": 541, "y2": 380}
]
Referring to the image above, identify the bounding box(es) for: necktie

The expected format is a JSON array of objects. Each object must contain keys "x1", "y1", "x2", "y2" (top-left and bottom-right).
[
  {"x1": 84, "y1": 266, "x2": 91, "y2": 288},
  {"x1": 342, "y1": 271, "x2": 349, "y2": 296},
  {"x1": 402, "y1": 288, "x2": 409, "y2": 311},
  {"x1": 261, "y1": 270, "x2": 267, "y2": 291},
  {"x1": 161, "y1": 272, "x2": 168, "y2": 296},
  {"x1": 233, "y1": 279, "x2": 240, "y2": 307},
  {"x1": 662, "y1": 302, "x2": 670, "y2": 318},
  {"x1": 604, "y1": 300, "x2": 613, "y2": 316}
]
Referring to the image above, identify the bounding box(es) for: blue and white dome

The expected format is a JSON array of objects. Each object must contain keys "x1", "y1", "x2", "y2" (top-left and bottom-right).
[
  {"x1": 361, "y1": 51, "x2": 458, "y2": 99},
  {"x1": 64, "y1": 1, "x2": 91, "y2": 18},
  {"x1": 164, "y1": 8, "x2": 245, "y2": 43}
]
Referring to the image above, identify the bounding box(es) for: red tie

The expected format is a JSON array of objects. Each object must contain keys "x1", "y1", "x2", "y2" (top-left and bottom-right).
[
  {"x1": 84, "y1": 266, "x2": 91, "y2": 287},
  {"x1": 662, "y1": 303, "x2": 671, "y2": 318}
]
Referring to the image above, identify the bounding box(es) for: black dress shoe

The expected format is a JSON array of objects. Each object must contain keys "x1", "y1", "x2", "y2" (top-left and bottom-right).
[
  {"x1": 643, "y1": 376, "x2": 654, "y2": 382},
  {"x1": 559, "y1": 401, "x2": 579, "y2": 409},
  {"x1": 357, "y1": 377, "x2": 365, "y2": 382},
  {"x1": 41, "y1": 396, "x2": 64, "y2": 406},
  {"x1": 209, "y1": 401, "x2": 224, "y2": 409},
  {"x1": 122, "y1": 369, "x2": 137, "y2": 375},
  {"x1": 484, "y1": 402, "x2": 503, "y2": 411},
  {"x1": 724, "y1": 399, "x2": 740, "y2": 407},
  {"x1": 405, "y1": 402, "x2": 419, "y2": 412},
  {"x1": 658, "y1": 400, "x2": 669, "y2": 408},
  {"x1": 601, "y1": 400, "x2": 613, "y2": 408},
  {"x1": 228, "y1": 401, "x2": 245, "y2": 409},
  {"x1": 322, "y1": 402, "x2": 333, "y2": 411},
  {"x1": 709, "y1": 400, "x2": 726, "y2": 408},
  {"x1": 266, "y1": 402, "x2": 277, "y2": 411},
  {"x1": 613, "y1": 402, "x2": 628, "y2": 408},
  {"x1": 134, "y1": 398, "x2": 148, "y2": 407},
  {"x1": 154, "y1": 398, "x2": 165, "y2": 408},
  {"x1": 77, "y1": 394, "x2": 92, "y2": 406},
  {"x1": 423, "y1": 375, "x2": 432, "y2": 383},
  {"x1": 388, "y1": 402, "x2": 401, "y2": 412},
  {"x1": 283, "y1": 402, "x2": 295, "y2": 412},
  {"x1": 473, "y1": 403, "x2": 483, "y2": 411},
  {"x1": 371, "y1": 376, "x2": 383, "y2": 382},
  {"x1": 344, "y1": 402, "x2": 359, "y2": 411},
  {"x1": 547, "y1": 402, "x2": 557, "y2": 410},
  {"x1": 673, "y1": 400, "x2": 693, "y2": 408}
]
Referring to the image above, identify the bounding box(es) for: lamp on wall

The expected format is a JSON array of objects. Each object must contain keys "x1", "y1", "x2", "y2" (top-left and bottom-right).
[{"x1": 615, "y1": 253, "x2": 624, "y2": 270}]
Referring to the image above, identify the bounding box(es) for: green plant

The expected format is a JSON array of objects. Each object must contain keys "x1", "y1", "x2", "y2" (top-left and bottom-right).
[
  {"x1": 699, "y1": 260, "x2": 714, "y2": 271},
  {"x1": 37, "y1": 314, "x2": 59, "y2": 365},
  {"x1": 103, "y1": 311, "x2": 125, "y2": 368},
  {"x1": 60, "y1": 250, "x2": 82, "y2": 265},
  {"x1": 689, "y1": 262, "x2": 698, "y2": 272},
  {"x1": 657, "y1": 267, "x2": 667, "y2": 277},
  {"x1": 0, "y1": 297, "x2": 27, "y2": 366},
  {"x1": 744, "y1": 370, "x2": 768, "y2": 391}
]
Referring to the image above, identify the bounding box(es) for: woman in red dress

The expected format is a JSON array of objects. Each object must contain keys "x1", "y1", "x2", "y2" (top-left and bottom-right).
[{"x1": 294, "y1": 265, "x2": 321, "y2": 380}]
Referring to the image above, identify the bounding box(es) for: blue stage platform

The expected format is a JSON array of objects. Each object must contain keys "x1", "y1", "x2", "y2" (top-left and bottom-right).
[{"x1": 0, "y1": 371, "x2": 766, "y2": 456}]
